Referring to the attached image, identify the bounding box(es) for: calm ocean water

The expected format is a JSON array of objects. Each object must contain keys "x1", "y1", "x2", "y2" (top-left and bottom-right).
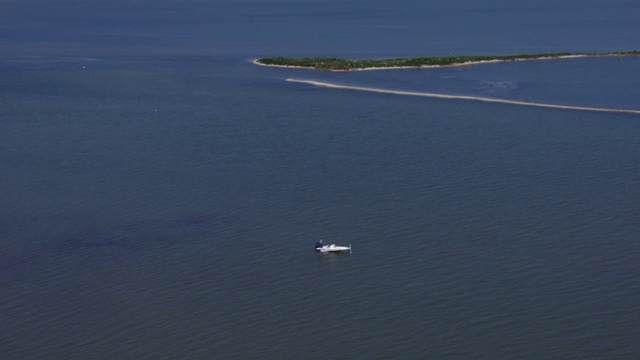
[{"x1": 1, "y1": 1, "x2": 639, "y2": 359}]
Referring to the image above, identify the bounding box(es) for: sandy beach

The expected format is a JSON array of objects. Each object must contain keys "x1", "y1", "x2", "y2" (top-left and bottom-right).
[
  {"x1": 285, "y1": 78, "x2": 640, "y2": 114},
  {"x1": 252, "y1": 59, "x2": 313, "y2": 70},
  {"x1": 253, "y1": 54, "x2": 631, "y2": 72}
]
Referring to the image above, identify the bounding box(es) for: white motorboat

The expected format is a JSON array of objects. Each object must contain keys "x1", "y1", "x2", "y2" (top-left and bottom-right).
[{"x1": 316, "y1": 244, "x2": 351, "y2": 253}]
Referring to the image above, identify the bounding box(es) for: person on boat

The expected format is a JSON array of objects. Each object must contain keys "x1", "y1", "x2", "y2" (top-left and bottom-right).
[{"x1": 315, "y1": 239, "x2": 324, "y2": 250}]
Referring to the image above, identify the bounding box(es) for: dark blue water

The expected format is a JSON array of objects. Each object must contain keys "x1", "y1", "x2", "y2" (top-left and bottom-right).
[{"x1": 1, "y1": 1, "x2": 639, "y2": 359}]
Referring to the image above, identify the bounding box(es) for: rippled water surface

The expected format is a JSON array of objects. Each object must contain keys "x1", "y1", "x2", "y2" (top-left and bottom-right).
[{"x1": 1, "y1": 1, "x2": 639, "y2": 359}]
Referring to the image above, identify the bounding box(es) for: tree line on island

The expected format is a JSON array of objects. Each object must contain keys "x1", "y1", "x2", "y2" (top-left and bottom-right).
[{"x1": 256, "y1": 51, "x2": 639, "y2": 71}]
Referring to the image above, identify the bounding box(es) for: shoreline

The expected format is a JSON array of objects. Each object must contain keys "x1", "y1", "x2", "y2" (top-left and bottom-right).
[
  {"x1": 285, "y1": 78, "x2": 640, "y2": 115},
  {"x1": 253, "y1": 52, "x2": 637, "y2": 71},
  {"x1": 252, "y1": 56, "x2": 589, "y2": 72}
]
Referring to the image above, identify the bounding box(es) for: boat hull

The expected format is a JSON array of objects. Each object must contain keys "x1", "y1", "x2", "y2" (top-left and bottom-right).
[{"x1": 316, "y1": 244, "x2": 351, "y2": 253}]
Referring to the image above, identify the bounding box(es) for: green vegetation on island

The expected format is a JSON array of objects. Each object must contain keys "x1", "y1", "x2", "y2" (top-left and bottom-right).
[{"x1": 256, "y1": 51, "x2": 640, "y2": 71}]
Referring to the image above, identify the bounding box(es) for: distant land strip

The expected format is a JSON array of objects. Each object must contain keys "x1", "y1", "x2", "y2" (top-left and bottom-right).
[
  {"x1": 285, "y1": 79, "x2": 640, "y2": 115},
  {"x1": 254, "y1": 51, "x2": 639, "y2": 71}
]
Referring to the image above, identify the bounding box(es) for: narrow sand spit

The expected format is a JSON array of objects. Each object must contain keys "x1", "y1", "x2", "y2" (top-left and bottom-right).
[
  {"x1": 285, "y1": 78, "x2": 640, "y2": 115},
  {"x1": 252, "y1": 59, "x2": 311, "y2": 70}
]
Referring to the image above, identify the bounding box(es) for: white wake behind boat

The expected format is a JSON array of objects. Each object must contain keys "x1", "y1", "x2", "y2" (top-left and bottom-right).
[{"x1": 316, "y1": 244, "x2": 352, "y2": 253}]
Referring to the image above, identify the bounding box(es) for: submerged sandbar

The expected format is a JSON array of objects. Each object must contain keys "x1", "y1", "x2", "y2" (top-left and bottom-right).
[
  {"x1": 285, "y1": 79, "x2": 640, "y2": 115},
  {"x1": 254, "y1": 51, "x2": 639, "y2": 71}
]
